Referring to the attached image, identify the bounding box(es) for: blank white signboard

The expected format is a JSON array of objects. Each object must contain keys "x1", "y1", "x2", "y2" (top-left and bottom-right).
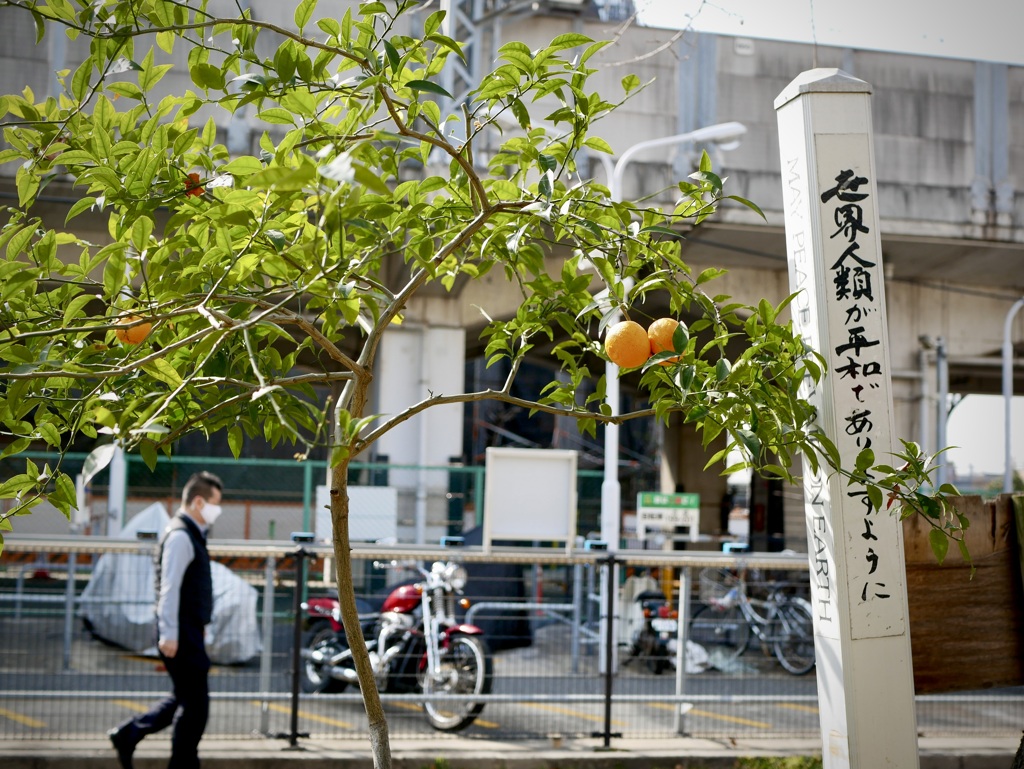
[
  {"x1": 315, "y1": 485, "x2": 398, "y2": 543},
  {"x1": 483, "y1": 447, "x2": 577, "y2": 551}
]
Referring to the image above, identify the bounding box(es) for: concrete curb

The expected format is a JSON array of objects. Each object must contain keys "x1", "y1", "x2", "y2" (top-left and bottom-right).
[{"x1": 0, "y1": 736, "x2": 1016, "y2": 769}]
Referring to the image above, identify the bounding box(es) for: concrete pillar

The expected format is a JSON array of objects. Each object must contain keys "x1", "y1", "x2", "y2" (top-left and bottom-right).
[
  {"x1": 661, "y1": 420, "x2": 729, "y2": 542},
  {"x1": 374, "y1": 299, "x2": 466, "y2": 544},
  {"x1": 776, "y1": 68, "x2": 918, "y2": 769}
]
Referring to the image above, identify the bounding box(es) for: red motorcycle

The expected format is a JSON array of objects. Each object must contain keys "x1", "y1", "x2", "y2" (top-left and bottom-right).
[{"x1": 300, "y1": 558, "x2": 493, "y2": 732}]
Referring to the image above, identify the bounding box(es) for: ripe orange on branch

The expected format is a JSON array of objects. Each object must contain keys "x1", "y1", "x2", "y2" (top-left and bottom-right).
[
  {"x1": 604, "y1": 320, "x2": 650, "y2": 369},
  {"x1": 647, "y1": 317, "x2": 680, "y2": 365},
  {"x1": 114, "y1": 316, "x2": 152, "y2": 345}
]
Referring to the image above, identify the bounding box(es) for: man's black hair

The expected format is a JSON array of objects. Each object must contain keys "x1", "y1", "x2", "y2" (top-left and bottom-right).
[{"x1": 181, "y1": 471, "x2": 224, "y2": 508}]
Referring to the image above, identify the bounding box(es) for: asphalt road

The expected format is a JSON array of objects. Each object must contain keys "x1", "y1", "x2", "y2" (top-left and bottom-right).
[{"x1": 0, "y1": 614, "x2": 1019, "y2": 744}]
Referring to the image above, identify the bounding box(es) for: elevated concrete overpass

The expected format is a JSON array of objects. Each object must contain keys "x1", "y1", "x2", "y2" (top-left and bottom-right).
[{"x1": 1, "y1": 1, "x2": 1022, "y2": 549}]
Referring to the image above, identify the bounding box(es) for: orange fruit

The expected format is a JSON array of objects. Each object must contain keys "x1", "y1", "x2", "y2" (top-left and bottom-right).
[
  {"x1": 604, "y1": 320, "x2": 650, "y2": 369},
  {"x1": 648, "y1": 318, "x2": 680, "y2": 365},
  {"x1": 114, "y1": 315, "x2": 152, "y2": 345}
]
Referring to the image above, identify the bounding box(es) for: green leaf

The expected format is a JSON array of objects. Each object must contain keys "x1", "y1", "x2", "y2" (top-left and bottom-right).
[
  {"x1": 63, "y1": 293, "x2": 94, "y2": 325},
  {"x1": 317, "y1": 17, "x2": 341, "y2": 37},
  {"x1": 190, "y1": 62, "x2": 225, "y2": 91},
  {"x1": 156, "y1": 30, "x2": 176, "y2": 54},
  {"x1": 53, "y1": 473, "x2": 77, "y2": 518},
  {"x1": 255, "y1": 107, "x2": 296, "y2": 125},
  {"x1": 36, "y1": 422, "x2": 61, "y2": 447},
  {"x1": 352, "y1": 164, "x2": 391, "y2": 196},
  {"x1": 141, "y1": 358, "x2": 183, "y2": 388},
  {"x1": 221, "y1": 156, "x2": 264, "y2": 175},
  {"x1": 715, "y1": 358, "x2": 731, "y2": 381},
  {"x1": 727, "y1": 194, "x2": 766, "y2": 220},
  {"x1": 423, "y1": 10, "x2": 444, "y2": 36},
  {"x1": 855, "y1": 448, "x2": 874, "y2": 473},
  {"x1": 140, "y1": 440, "x2": 159, "y2": 471},
  {"x1": 547, "y1": 33, "x2": 592, "y2": 51},
  {"x1": 426, "y1": 33, "x2": 466, "y2": 65},
  {"x1": 695, "y1": 267, "x2": 725, "y2": 285},
  {"x1": 583, "y1": 136, "x2": 613, "y2": 155},
  {"x1": 383, "y1": 39, "x2": 401, "y2": 75},
  {"x1": 294, "y1": 0, "x2": 318, "y2": 29},
  {"x1": 227, "y1": 425, "x2": 243, "y2": 458},
  {"x1": 638, "y1": 225, "x2": 683, "y2": 240},
  {"x1": 406, "y1": 79, "x2": 453, "y2": 98},
  {"x1": 102, "y1": 246, "x2": 127, "y2": 298},
  {"x1": 31, "y1": 9, "x2": 45, "y2": 43},
  {"x1": 6, "y1": 226, "x2": 35, "y2": 260},
  {"x1": 16, "y1": 167, "x2": 39, "y2": 207},
  {"x1": 131, "y1": 216, "x2": 154, "y2": 250},
  {"x1": 71, "y1": 59, "x2": 92, "y2": 102},
  {"x1": 735, "y1": 429, "x2": 759, "y2": 458},
  {"x1": 928, "y1": 528, "x2": 949, "y2": 565},
  {"x1": 866, "y1": 484, "x2": 883, "y2": 512},
  {"x1": 621, "y1": 74, "x2": 641, "y2": 94}
]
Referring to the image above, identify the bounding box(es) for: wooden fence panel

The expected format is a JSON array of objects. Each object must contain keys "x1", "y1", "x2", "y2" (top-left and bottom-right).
[{"x1": 904, "y1": 494, "x2": 1024, "y2": 693}]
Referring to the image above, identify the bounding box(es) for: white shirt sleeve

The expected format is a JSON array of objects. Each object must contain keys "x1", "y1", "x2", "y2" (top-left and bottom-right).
[{"x1": 157, "y1": 528, "x2": 194, "y2": 644}]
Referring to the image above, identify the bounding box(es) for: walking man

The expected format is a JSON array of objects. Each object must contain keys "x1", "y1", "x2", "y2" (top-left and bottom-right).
[{"x1": 108, "y1": 471, "x2": 224, "y2": 769}]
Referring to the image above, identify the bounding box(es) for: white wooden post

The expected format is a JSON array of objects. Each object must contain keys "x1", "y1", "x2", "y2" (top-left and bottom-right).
[{"x1": 775, "y1": 69, "x2": 919, "y2": 769}]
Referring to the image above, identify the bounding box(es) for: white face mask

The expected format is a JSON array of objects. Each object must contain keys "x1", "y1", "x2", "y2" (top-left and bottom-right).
[{"x1": 200, "y1": 502, "x2": 223, "y2": 527}]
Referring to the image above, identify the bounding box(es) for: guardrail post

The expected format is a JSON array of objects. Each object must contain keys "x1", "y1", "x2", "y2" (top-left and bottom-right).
[
  {"x1": 571, "y1": 562, "x2": 583, "y2": 674},
  {"x1": 62, "y1": 553, "x2": 77, "y2": 671},
  {"x1": 599, "y1": 552, "x2": 618, "y2": 748},
  {"x1": 277, "y1": 534, "x2": 313, "y2": 749},
  {"x1": 287, "y1": 547, "x2": 306, "y2": 748},
  {"x1": 674, "y1": 565, "x2": 691, "y2": 735},
  {"x1": 257, "y1": 554, "x2": 277, "y2": 735}
]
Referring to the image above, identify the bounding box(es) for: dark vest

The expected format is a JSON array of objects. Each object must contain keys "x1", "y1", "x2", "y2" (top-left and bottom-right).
[{"x1": 155, "y1": 514, "x2": 213, "y2": 630}]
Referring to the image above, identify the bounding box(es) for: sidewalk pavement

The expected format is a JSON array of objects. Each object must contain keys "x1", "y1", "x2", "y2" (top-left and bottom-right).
[{"x1": 0, "y1": 735, "x2": 1016, "y2": 768}]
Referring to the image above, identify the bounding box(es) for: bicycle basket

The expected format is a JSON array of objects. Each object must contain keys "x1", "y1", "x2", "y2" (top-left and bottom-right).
[{"x1": 698, "y1": 567, "x2": 738, "y2": 604}]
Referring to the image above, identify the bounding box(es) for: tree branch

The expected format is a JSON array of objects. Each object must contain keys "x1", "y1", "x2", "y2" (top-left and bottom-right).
[{"x1": 356, "y1": 389, "x2": 657, "y2": 452}]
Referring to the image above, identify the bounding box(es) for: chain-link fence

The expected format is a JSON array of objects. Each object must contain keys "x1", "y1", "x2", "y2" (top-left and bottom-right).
[{"x1": 0, "y1": 538, "x2": 1020, "y2": 744}]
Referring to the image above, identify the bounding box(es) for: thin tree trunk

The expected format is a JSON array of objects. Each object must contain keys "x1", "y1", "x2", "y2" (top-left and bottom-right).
[{"x1": 330, "y1": 460, "x2": 392, "y2": 769}]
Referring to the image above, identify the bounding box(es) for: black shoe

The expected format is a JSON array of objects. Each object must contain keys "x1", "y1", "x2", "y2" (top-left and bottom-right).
[{"x1": 107, "y1": 726, "x2": 136, "y2": 769}]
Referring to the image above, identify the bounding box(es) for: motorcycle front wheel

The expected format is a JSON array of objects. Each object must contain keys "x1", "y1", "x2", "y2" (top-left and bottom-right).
[
  {"x1": 301, "y1": 621, "x2": 349, "y2": 694},
  {"x1": 421, "y1": 634, "x2": 493, "y2": 732}
]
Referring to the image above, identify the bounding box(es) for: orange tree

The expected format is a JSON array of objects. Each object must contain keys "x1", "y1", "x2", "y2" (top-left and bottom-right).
[{"x1": 0, "y1": 0, "x2": 963, "y2": 764}]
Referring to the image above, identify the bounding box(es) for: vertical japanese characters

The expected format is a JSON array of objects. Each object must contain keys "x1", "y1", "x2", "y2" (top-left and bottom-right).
[{"x1": 821, "y1": 169, "x2": 891, "y2": 606}]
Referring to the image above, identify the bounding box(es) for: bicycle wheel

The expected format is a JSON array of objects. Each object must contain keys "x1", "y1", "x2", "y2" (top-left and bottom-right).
[
  {"x1": 771, "y1": 597, "x2": 816, "y2": 675},
  {"x1": 688, "y1": 604, "x2": 751, "y2": 665}
]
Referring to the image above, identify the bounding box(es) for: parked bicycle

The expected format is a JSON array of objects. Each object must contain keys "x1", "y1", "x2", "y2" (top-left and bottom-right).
[{"x1": 689, "y1": 567, "x2": 815, "y2": 675}]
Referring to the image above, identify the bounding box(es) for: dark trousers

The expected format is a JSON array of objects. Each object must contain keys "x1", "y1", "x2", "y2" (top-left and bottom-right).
[{"x1": 117, "y1": 629, "x2": 210, "y2": 768}]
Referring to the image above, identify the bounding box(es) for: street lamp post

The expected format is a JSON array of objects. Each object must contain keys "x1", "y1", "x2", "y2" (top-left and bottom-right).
[
  {"x1": 595, "y1": 122, "x2": 747, "y2": 551},
  {"x1": 592, "y1": 123, "x2": 744, "y2": 681},
  {"x1": 1003, "y1": 297, "x2": 1024, "y2": 493}
]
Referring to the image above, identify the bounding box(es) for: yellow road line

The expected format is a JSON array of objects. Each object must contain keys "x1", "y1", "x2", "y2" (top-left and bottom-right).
[
  {"x1": 112, "y1": 699, "x2": 151, "y2": 714},
  {"x1": 389, "y1": 701, "x2": 423, "y2": 713},
  {"x1": 521, "y1": 702, "x2": 626, "y2": 726},
  {"x1": 254, "y1": 701, "x2": 354, "y2": 729},
  {"x1": 688, "y1": 708, "x2": 771, "y2": 729},
  {"x1": 778, "y1": 702, "x2": 819, "y2": 714},
  {"x1": 0, "y1": 707, "x2": 45, "y2": 728}
]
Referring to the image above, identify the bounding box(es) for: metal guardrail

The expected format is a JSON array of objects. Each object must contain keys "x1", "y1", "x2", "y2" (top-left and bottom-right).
[
  {"x1": 1, "y1": 535, "x2": 812, "y2": 568},
  {"x1": 2, "y1": 536, "x2": 1021, "y2": 743}
]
